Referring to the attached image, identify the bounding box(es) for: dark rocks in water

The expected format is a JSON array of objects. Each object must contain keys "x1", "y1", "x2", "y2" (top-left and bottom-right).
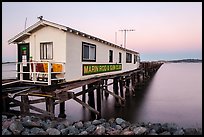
[
  {"x1": 46, "y1": 128, "x2": 61, "y2": 135},
  {"x1": 133, "y1": 126, "x2": 148, "y2": 135},
  {"x1": 115, "y1": 117, "x2": 125, "y2": 125},
  {"x1": 86, "y1": 124, "x2": 96, "y2": 133},
  {"x1": 73, "y1": 121, "x2": 83, "y2": 129},
  {"x1": 9, "y1": 121, "x2": 24, "y2": 135},
  {"x1": 1, "y1": 114, "x2": 202, "y2": 135},
  {"x1": 184, "y1": 128, "x2": 202, "y2": 135},
  {"x1": 2, "y1": 129, "x2": 12, "y2": 135},
  {"x1": 93, "y1": 125, "x2": 106, "y2": 135}
]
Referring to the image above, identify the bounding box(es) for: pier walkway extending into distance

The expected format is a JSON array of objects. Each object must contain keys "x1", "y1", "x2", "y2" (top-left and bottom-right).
[{"x1": 2, "y1": 61, "x2": 163, "y2": 120}]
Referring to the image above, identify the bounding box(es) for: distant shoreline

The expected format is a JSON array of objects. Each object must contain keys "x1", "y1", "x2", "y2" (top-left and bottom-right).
[
  {"x1": 2, "y1": 59, "x2": 202, "y2": 64},
  {"x1": 2, "y1": 62, "x2": 16, "y2": 64}
]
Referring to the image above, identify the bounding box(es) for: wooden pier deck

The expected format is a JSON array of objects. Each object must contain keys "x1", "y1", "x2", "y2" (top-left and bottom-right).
[{"x1": 2, "y1": 61, "x2": 163, "y2": 120}]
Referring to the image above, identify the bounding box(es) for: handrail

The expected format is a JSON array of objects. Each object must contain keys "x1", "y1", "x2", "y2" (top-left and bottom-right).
[{"x1": 16, "y1": 61, "x2": 66, "y2": 85}]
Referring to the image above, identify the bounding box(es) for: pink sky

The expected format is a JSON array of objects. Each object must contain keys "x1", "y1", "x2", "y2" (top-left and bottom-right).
[{"x1": 2, "y1": 2, "x2": 202, "y2": 61}]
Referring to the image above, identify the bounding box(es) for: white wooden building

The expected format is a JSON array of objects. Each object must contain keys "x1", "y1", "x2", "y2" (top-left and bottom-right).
[{"x1": 8, "y1": 18, "x2": 140, "y2": 85}]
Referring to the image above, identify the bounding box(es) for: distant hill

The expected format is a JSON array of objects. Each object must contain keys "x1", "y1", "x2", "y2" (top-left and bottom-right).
[{"x1": 167, "y1": 59, "x2": 202, "y2": 63}]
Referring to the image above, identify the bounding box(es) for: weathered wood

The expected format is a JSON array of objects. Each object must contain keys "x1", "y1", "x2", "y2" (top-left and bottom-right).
[
  {"x1": 88, "y1": 83, "x2": 96, "y2": 119},
  {"x1": 75, "y1": 84, "x2": 98, "y2": 97},
  {"x1": 2, "y1": 93, "x2": 10, "y2": 112},
  {"x1": 29, "y1": 98, "x2": 46, "y2": 104},
  {"x1": 45, "y1": 97, "x2": 55, "y2": 114},
  {"x1": 104, "y1": 79, "x2": 109, "y2": 98},
  {"x1": 119, "y1": 78, "x2": 125, "y2": 105},
  {"x1": 10, "y1": 98, "x2": 55, "y2": 117},
  {"x1": 125, "y1": 76, "x2": 130, "y2": 97},
  {"x1": 73, "y1": 97, "x2": 100, "y2": 115},
  {"x1": 96, "y1": 82, "x2": 101, "y2": 119},
  {"x1": 20, "y1": 95, "x2": 30, "y2": 114},
  {"x1": 103, "y1": 88, "x2": 125, "y2": 102},
  {"x1": 131, "y1": 74, "x2": 136, "y2": 96},
  {"x1": 113, "y1": 77, "x2": 119, "y2": 104},
  {"x1": 54, "y1": 92, "x2": 74, "y2": 105},
  {"x1": 82, "y1": 85, "x2": 86, "y2": 104},
  {"x1": 58, "y1": 101, "x2": 66, "y2": 118}
]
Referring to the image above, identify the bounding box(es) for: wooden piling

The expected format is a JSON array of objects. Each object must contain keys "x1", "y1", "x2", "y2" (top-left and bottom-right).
[
  {"x1": 131, "y1": 74, "x2": 136, "y2": 96},
  {"x1": 2, "y1": 93, "x2": 10, "y2": 112},
  {"x1": 113, "y1": 77, "x2": 119, "y2": 106},
  {"x1": 96, "y1": 81, "x2": 101, "y2": 119},
  {"x1": 104, "y1": 79, "x2": 109, "y2": 98},
  {"x1": 58, "y1": 101, "x2": 66, "y2": 118},
  {"x1": 20, "y1": 95, "x2": 30, "y2": 114},
  {"x1": 88, "y1": 83, "x2": 96, "y2": 119},
  {"x1": 82, "y1": 85, "x2": 86, "y2": 105},
  {"x1": 119, "y1": 77, "x2": 125, "y2": 105},
  {"x1": 125, "y1": 76, "x2": 130, "y2": 97},
  {"x1": 45, "y1": 97, "x2": 55, "y2": 116}
]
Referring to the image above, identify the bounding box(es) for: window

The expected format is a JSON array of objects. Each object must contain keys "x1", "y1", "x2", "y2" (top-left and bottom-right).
[
  {"x1": 82, "y1": 42, "x2": 96, "y2": 62},
  {"x1": 126, "y1": 52, "x2": 132, "y2": 63},
  {"x1": 137, "y1": 56, "x2": 140, "y2": 63},
  {"x1": 119, "y1": 52, "x2": 122, "y2": 63},
  {"x1": 109, "y1": 50, "x2": 113, "y2": 62},
  {"x1": 40, "y1": 42, "x2": 53, "y2": 60}
]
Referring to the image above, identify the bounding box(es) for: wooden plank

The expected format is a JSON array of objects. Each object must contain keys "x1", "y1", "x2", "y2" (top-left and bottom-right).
[
  {"x1": 10, "y1": 98, "x2": 55, "y2": 117},
  {"x1": 103, "y1": 88, "x2": 125, "y2": 102},
  {"x1": 75, "y1": 84, "x2": 99, "y2": 97},
  {"x1": 29, "y1": 98, "x2": 46, "y2": 104},
  {"x1": 73, "y1": 97, "x2": 100, "y2": 115}
]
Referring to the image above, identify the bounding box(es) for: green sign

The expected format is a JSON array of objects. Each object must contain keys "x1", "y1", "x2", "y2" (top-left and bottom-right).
[
  {"x1": 83, "y1": 64, "x2": 122, "y2": 75},
  {"x1": 22, "y1": 47, "x2": 27, "y2": 50}
]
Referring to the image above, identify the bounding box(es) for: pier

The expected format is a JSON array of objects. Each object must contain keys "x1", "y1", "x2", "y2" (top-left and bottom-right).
[{"x1": 2, "y1": 61, "x2": 163, "y2": 120}]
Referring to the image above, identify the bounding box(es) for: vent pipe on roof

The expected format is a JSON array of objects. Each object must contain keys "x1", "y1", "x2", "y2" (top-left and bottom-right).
[{"x1": 37, "y1": 16, "x2": 43, "y2": 20}]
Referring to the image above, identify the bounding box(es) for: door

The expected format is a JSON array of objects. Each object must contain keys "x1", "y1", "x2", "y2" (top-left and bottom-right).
[{"x1": 17, "y1": 43, "x2": 30, "y2": 80}]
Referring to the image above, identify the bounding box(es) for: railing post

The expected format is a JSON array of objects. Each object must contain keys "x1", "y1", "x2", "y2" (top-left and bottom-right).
[
  {"x1": 20, "y1": 62, "x2": 23, "y2": 81},
  {"x1": 48, "y1": 62, "x2": 51, "y2": 85},
  {"x1": 33, "y1": 62, "x2": 37, "y2": 81}
]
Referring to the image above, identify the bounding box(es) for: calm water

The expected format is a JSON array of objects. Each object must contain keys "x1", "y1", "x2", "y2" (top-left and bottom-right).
[{"x1": 2, "y1": 63, "x2": 202, "y2": 128}]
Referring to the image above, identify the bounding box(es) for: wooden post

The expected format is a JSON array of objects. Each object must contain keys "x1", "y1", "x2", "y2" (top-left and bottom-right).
[
  {"x1": 45, "y1": 97, "x2": 55, "y2": 115},
  {"x1": 119, "y1": 77, "x2": 124, "y2": 105},
  {"x1": 104, "y1": 79, "x2": 109, "y2": 98},
  {"x1": 20, "y1": 95, "x2": 30, "y2": 114},
  {"x1": 125, "y1": 76, "x2": 130, "y2": 97},
  {"x1": 2, "y1": 93, "x2": 10, "y2": 112},
  {"x1": 100, "y1": 80, "x2": 104, "y2": 100},
  {"x1": 113, "y1": 77, "x2": 119, "y2": 106},
  {"x1": 82, "y1": 85, "x2": 86, "y2": 105},
  {"x1": 58, "y1": 101, "x2": 66, "y2": 118},
  {"x1": 131, "y1": 74, "x2": 136, "y2": 96},
  {"x1": 88, "y1": 83, "x2": 96, "y2": 119},
  {"x1": 96, "y1": 82, "x2": 101, "y2": 119},
  {"x1": 137, "y1": 73, "x2": 141, "y2": 83}
]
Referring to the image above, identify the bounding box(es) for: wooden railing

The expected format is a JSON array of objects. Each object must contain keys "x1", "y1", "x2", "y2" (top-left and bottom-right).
[{"x1": 17, "y1": 61, "x2": 66, "y2": 85}]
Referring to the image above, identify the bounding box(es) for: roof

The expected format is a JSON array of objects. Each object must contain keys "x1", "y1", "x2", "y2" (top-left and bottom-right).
[{"x1": 8, "y1": 19, "x2": 139, "y2": 55}]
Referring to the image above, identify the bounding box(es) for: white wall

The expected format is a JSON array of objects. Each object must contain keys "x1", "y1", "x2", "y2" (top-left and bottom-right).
[
  {"x1": 25, "y1": 26, "x2": 66, "y2": 62},
  {"x1": 66, "y1": 32, "x2": 140, "y2": 82}
]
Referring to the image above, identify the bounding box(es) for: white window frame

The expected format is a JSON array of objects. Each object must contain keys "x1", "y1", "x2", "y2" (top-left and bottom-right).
[{"x1": 82, "y1": 42, "x2": 96, "y2": 62}]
